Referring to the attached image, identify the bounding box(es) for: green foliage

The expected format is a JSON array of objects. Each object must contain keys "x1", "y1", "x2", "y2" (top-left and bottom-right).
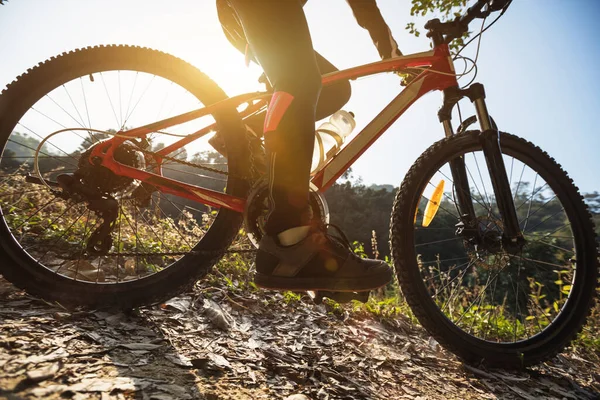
[
  {"x1": 283, "y1": 291, "x2": 302, "y2": 304},
  {"x1": 325, "y1": 182, "x2": 395, "y2": 258},
  {"x1": 584, "y1": 191, "x2": 600, "y2": 238},
  {"x1": 2, "y1": 129, "x2": 598, "y2": 354},
  {"x1": 407, "y1": 0, "x2": 471, "y2": 51}
]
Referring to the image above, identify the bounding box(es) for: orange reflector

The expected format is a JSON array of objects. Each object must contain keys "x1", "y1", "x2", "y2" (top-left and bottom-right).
[{"x1": 422, "y1": 180, "x2": 445, "y2": 227}]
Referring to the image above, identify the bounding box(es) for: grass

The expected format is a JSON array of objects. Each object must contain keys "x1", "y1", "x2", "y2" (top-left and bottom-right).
[{"x1": 1, "y1": 173, "x2": 598, "y2": 359}]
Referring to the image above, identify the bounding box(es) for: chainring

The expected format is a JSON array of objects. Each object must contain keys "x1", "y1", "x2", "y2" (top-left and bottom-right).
[{"x1": 243, "y1": 180, "x2": 329, "y2": 248}]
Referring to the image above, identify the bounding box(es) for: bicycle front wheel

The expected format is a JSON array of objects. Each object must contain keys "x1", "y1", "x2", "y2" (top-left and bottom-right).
[
  {"x1": 0, "y1": 46, "x2": 251, "y2": 308},
  {"x1": 390, "y1": 131, "x2": 598, "y2": 367}
]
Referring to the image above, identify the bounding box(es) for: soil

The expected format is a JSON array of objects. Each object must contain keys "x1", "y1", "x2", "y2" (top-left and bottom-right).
[{"x1": 0, "y1": 277, "x2": 598, "y2": 400}]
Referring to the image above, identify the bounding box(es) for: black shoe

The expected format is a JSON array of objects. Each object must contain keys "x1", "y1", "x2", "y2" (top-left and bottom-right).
[{"x1": 254, "y1": 225, "x2": 393, "y2": 292}]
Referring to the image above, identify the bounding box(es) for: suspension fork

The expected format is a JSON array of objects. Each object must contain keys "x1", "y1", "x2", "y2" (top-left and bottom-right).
[
  {"x1": 439, "y1": 87, "x2": 477, "y2": 226},
  {"x1": 471, "y1": 84, "x2": 523, "y2": 244},
  {"x1": 439, "y1": 84, "x2": 523, "y2": 246}
]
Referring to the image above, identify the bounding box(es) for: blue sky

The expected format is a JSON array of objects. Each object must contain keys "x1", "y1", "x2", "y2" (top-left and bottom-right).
[{"x1": 0, "y1": 0, "x2": 598, "y2": 194}]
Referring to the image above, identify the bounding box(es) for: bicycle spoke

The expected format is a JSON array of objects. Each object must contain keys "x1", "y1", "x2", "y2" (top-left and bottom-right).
[
  {"x1": 14, "y1": 124, "x2": 83, "y2": 166},
  {"x1": 521, "y1": 173, "x2": 539, "y2": 232},
  {"x1": 410, "y1": 140, "x2": 584, "y2": 346},
  {"x1": 73, "y1": 209, "x2": 94, "y2": 281},
  {"x1": 80, "y1": 77, "x2": 93, "y2": 134},
  {"x1": 523, "y1": 207, "x2": 566, "y2": 234},
  {"x1": 62, "y1": 85, "x2": 89, "y2": 133},
  {"x1": 123, "y1": 72, "x2": 139, "y2": 128},
  {"x1": 469, "y1": 270, "x2": 493, "y2": 335},
  {"x1": 511, "y1": 265, "x2": 522, "y2": 342},
  {"x1": 433, "y1": 259, "x2": 475, "y2": 300},
  {"x1": 415, "y1": 236, "x2": 462, "y2": 248},
  {"x1": 154, "y1": 197, "x2": 196, "y2": 250},
  {"x1": 98, "y1": 72, "x2": 120, "y2": 129},
  {"x1": 38, "y1": 96, "x2": 94, "y2": 147},
  {"x1": 118, "y1": 71, "x2": 123, "y2": 129},
  {"x1": 512, "y1": 162, "x2": 526, "y2": 202},
  {"x1": 13, "y1": 197, "x2": 59, "y2": 231},
  {"x1": 454, "y1": 263, "x2": 509, "y2": 326},
  {"x1": 515, "y1": 181, "x2": 548, "y2": 213},
  {"x1": 518, "y1": 194, "x2": 557, "y2": 227},
  {"x1": 41, "y1": 207, "x2": 89, "y2": 271},
  {"x1": 0, "y1": 61, "x2": 234, "y2": 295},
  {"x1": 437, "y1": 168, "x2": 495, "y2": 218},
  {"x1": 471, "y1": 152, "x2": 492, "y2": 209},
  {"x1": 440, "y1": 260, "x2": 474, "y2": 314},
  {"x1": 423, "y1": 260, "x2": 471, "y2": 283},
  {"x1": 123, "y1": 74, "x2": 156, "y2": 127}
]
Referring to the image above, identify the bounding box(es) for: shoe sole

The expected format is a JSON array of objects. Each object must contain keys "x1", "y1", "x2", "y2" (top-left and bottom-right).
[{"x1": 253, "y1": 269, "x2": 393, "y2": 292}]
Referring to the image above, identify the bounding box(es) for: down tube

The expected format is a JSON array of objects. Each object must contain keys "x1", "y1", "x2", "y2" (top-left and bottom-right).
[{"x1": 311, "y1": 77, "x2": 428, "y2": 190}]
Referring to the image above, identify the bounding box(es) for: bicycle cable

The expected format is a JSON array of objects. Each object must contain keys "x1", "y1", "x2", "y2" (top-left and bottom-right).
[
  {"x1": 34, "y1": 127, "x2": 259, "y2": 257},
  {"x1": 407, "y1": 0, "x2": 512, "y2": 84},
  {"x1": 454, "y1": 0, "x2": 513, "y2": 60}
]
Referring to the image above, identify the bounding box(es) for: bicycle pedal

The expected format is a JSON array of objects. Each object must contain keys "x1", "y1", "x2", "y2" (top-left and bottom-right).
[{"x1": 308, "y1": 290, "x2": 370, "y2": 304}]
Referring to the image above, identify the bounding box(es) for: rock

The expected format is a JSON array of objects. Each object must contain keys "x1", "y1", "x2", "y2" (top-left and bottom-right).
[{"x1": 284, "y1": 395, "x2": 311, "y2": 400}]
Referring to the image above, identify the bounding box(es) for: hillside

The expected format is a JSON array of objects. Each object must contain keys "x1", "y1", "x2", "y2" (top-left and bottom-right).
[{"x1": 1, "y1": 265, "x2": 599, "y2": 399}]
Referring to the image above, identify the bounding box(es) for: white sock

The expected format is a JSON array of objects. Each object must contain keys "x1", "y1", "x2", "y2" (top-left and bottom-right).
[{"x1": 277, "y1": 226, "x2": 310, "y2": 246}]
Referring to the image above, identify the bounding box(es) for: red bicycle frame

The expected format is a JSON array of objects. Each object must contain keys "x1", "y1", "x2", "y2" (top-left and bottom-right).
[{"x1": 90, "y1": 43, "x2": 458, "y2": 214}]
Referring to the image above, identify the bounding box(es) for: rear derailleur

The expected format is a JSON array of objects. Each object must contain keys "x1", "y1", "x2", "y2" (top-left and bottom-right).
[
  {"x1": 57, "y1": 173, "x2": 119, "y2": 255},
  {"x1": 26, "y1": 172, "x2": 118, "y2": 255}
]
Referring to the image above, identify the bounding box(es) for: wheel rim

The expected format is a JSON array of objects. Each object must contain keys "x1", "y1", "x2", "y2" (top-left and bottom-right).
[
  {"x1": 0, "y1": 68, "x2": 231, "y2": 285},
  {"x1": 410, "y1": 138, "x2": 580, "y2": 344}
]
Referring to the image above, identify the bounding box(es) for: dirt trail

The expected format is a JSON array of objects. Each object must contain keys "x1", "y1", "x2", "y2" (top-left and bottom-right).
[{"x1": 0, "y1": 277, "x2": 598, "y2": 400}]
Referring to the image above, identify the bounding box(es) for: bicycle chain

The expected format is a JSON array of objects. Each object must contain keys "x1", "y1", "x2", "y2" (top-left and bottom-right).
[
  {"x1": 118, "y1": 129, "x2": 261, "y2": 257},
  {"x1": 113, "y1": 248, "x2": 258, "y2": 257},
  {"x1": 136, "y1": 128, "x2": 261, "y2": 182}
]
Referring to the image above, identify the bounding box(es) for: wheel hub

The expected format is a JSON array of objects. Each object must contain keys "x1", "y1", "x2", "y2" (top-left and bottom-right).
[{"x1": 77, "y1": 141, "x2": 145, "y2": 196}]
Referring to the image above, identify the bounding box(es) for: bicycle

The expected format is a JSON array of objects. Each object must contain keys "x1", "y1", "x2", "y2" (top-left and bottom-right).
[{"x1": 0, "y1": 0, "x2": 596, "y2": 368}]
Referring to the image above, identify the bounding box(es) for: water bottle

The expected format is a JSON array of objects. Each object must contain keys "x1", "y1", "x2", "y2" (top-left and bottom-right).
[{"x1": 311, "y1": 110, "x2": 356, "y2": 174}]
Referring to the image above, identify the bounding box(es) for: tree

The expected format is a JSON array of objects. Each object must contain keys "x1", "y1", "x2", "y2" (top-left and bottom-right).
[
  {"x1": 407, "y1": 0, "x2": 475, "y2": 50},
  {"x1": 584, "y1": 191, "x2": 600, "y2": 214}
]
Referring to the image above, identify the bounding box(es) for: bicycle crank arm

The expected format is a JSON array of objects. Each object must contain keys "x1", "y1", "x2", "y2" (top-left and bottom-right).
[{"x1": 479, "y1": 129, "x2": 523, "y2": 244}]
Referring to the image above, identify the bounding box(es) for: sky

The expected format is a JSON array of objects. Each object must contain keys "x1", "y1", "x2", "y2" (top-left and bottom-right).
[{"x1": 1, "y1": 0, "x2": 599, "y2": 194}]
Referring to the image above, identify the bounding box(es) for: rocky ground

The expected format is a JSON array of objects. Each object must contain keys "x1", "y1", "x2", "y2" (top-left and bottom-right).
[{"x1": 0, "y1": 276, "x2": 599, "y2": 400}]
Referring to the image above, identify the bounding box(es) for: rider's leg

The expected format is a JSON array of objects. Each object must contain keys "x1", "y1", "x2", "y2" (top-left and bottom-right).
[
  {"x1": 217, "y1": 0, "x2": 351, "y2": 122},
  {"x1": 210, "y1": 51, "x2": 351, "y2": 155},
  {"x1": 228, "y1": 0, "x2": 392, "y2": 291},
  {"x1": 227, "y1": 0, "x2": 321, "y2": 235},
  {"x1": 240, "y1": 51, "x2": 351, "y2": 158}
]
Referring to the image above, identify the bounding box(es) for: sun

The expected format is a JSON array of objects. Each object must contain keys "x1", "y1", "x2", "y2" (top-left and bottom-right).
[{"x1": 187, "y1": 34, "x2": 266, "y2": 98}]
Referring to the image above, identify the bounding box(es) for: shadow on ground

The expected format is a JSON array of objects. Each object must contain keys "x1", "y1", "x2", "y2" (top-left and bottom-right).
[{"x1": 0, "y1": 277, "x2": 598, "y2": 400}]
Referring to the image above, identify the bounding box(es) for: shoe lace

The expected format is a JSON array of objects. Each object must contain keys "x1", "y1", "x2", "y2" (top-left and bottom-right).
[{"x1": 319, "y1": 223, "x2": 361, "y2": 259}]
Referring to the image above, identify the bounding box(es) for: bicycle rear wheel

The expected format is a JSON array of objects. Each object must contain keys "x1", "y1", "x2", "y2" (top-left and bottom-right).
[
  {"x1": 390, "y1": 131, "x2": 598, "y2": 367},
  {"x1": 0, "y1": 46, "x2": 251, "y2": 308}
]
